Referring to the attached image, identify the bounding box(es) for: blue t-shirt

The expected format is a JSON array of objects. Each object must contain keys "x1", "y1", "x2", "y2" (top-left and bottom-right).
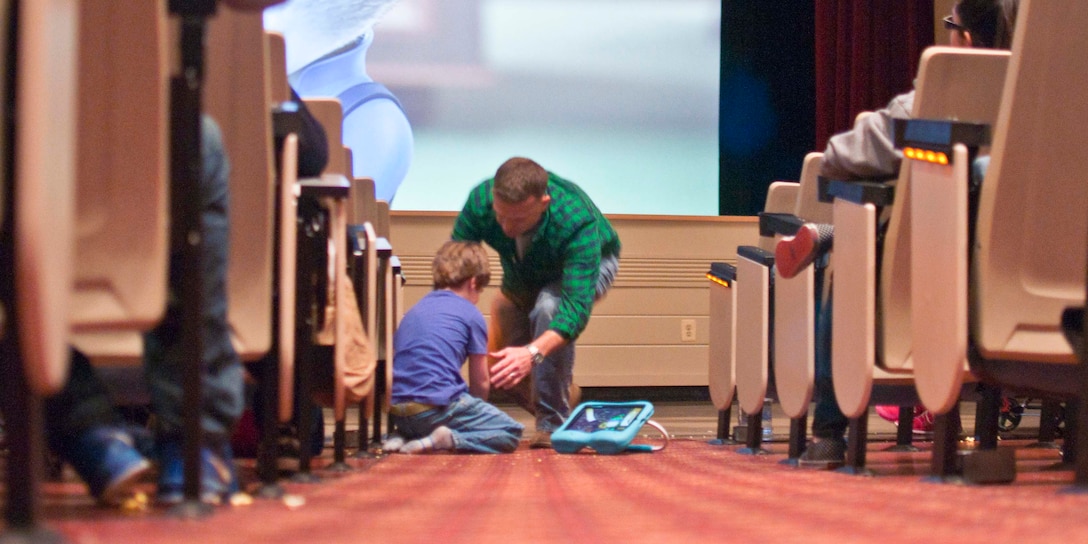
[{"x1": 391, "y1": 290, "x2": 488, "y2": 406}]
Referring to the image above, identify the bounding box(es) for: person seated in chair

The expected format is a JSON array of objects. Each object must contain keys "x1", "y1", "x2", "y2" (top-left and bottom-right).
[
  {"x1": 43, "y1": 115, "x2": 245, "y2": 505},
  {"x1": 31, "y1": 0, "x2": 291, "y2": 506}
]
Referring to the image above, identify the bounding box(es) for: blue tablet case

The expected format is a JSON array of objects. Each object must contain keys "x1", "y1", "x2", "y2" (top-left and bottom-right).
[{"x1": 550, "y1": 401, "x2": 655, "y2": 454}]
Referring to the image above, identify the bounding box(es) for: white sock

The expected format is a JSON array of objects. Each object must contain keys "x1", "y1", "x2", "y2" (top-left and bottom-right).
[
  {"x1": 381, "y1": 434, "x2": 405, "y2": 453},
  {"x1": 402, "y1": 426, "x2": 455, "y2": 454}
]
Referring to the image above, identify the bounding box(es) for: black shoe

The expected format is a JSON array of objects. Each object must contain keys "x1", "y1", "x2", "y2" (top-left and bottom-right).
[
  {"x1": 798, "y1": 437, "x2": 845, "y2": 470},
  {"x1": 529, "y1": 431, "x2": 553, "y2": 450}
]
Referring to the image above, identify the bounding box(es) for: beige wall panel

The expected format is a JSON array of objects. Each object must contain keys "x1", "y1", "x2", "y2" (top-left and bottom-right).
[
  {"x1": 404, "y1": 284, "x2": 710, "y2": 317},
  {"x1": 575, "y1": 316, "x2": 710, "y2": 345},
  {"x1": 391, "y1": 211, "x2": 758, "y2": 387},
  {"x1": 572, "y1": 346, "x2": 710, "y2": 386}
]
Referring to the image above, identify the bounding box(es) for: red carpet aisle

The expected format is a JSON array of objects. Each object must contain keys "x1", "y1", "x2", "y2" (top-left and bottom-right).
[{"x1": 21, "y1": 439, "x2": 1088, "y2": 544}]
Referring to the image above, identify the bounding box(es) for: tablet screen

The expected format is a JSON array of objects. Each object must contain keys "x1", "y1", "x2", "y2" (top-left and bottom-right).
[{"x1": 564, "y1": 405, "x2": 645, "y2": 433}]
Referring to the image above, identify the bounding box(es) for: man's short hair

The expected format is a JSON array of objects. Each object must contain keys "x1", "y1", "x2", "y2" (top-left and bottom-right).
[
  {"x1": 433, "y1": 240, "x2": 491, "y2": 290},
  {"x1": 492, "y1": 157, "x2": 549, "y2": 203}
]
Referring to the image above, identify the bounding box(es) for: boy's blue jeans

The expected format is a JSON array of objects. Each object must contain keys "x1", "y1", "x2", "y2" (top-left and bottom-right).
[{"x1": 393, "y1": 393, "x2": 524, "y2": 453}]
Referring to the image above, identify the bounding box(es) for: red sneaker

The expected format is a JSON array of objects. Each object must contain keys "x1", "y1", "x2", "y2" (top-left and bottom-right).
[
  {"x1": 912, "y1": 408, "x2": 935, "y2": 434},
  {"x1": 775, "y1": 223, "x2": 834, "y2": 279},
  {"x1": 775, "y1": 224, "x2": 818, "y2": 280},
  {"x1": 874, "y1": 405, "x2": 899, "y2": 423}
]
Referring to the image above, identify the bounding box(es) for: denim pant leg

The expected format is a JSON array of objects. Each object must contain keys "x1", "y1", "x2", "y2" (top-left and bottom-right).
[
  {"x1": 530, "y1": 254, "x2": 619, "y2": 432},
  {"x1": 528, "y1": 285, "x2": 572, "y2": 432},
  {"x1": 393, "y1": 393, "x2": 524, "y2": 453},
  {"x1": 144, "y1": 116, "x2": 243, "y2": 444},
  {"x1": 811, "y1": 284, "x2": 847, "y2": 440},
  {"x1": 43, "y1": 349, "x2": 122, "y2": 456}
]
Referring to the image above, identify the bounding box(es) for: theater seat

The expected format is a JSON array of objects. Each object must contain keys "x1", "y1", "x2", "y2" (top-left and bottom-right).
[
  {"x1": 2, "y1": 0, "x2": 80, "y2": 537},
  {"x1": 826, "y1": 45, "x2": 1010, "y2": 474},
  {"x1": 769, "y1": 152, "x2": 831, "y2": 459},
  {"x1": 206, "y1": 6, "x2": 275, "y2": 362},
  {"x1": 706, "y1": 262, "x2": 737, "y2": 444},
  {"x1": 908, "y1": 0, "x2": 1088, "y2": 485},
  {"x1": 13, "y1": 0, "x2": 81, "y2": 394},
  {"x1": 68, "y1": 0, "x2": 169, "y2": 362},
  {"x1": 732, "y1": 180, "x2": 799, "y2": 452}
]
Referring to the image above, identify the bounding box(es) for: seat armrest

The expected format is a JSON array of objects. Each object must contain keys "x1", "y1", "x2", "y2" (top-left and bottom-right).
[
  {"x1": 348, "y1": 224, "x2": 367, "y2": 253},
  {"x1": 737, "y1": 245, "x2": 774, "y2": 268},
  {"x1": 826, "y1": 179, "x2": 895, "y2": 207},
  {"x1": 272, "y1": 102, "x2": 304, "y2": 140},
  {"x1": 892, "y1": 118, "x2": 990, "y2": 156},
  {"x1": 708, "y1": 262, "x2": 737, "y2": 284},
  {"x1": 376, "y1": 237, "x2": 393, "y2": 258},
  {"x1": 298, "y1": 173, "x2": 350, "y2": 199},
  {"x1": 759, "y1": 212, "x2": 804, "y2": 237}
]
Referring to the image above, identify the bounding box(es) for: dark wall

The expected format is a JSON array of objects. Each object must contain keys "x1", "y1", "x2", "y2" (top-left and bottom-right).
[{"x1": 719, "y1": 1, "x2": 815, "y2": 216}]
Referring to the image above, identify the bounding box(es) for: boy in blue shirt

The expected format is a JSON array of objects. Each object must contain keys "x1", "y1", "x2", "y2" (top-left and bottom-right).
[{"x1": 384, "y1": 241, "x2": 524, "y2": 453}]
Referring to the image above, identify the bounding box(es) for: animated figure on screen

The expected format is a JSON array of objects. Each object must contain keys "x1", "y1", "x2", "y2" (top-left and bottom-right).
[{"x1": 264, "y1": 0, "x2": 412, "y2": 202}]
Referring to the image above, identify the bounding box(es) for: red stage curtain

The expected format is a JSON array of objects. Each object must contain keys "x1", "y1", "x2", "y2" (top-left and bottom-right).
[{"x1": 814, "y1": 0, "x2": 935, "y2": 150}]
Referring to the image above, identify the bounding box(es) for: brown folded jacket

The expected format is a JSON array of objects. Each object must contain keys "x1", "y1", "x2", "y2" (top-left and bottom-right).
[{"x1": 313, "y1": 272, "x2": 375, "y2": 406}]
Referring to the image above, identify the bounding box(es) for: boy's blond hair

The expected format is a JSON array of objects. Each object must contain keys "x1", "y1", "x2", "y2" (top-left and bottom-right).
[{"x1": 433, "y1": 241, "x2": 491, "y2": 290}]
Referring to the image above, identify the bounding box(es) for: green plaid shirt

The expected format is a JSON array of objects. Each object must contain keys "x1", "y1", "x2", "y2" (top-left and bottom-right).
[{"x1": 452, "y1": 172, "x2": 620, "y2": 340}]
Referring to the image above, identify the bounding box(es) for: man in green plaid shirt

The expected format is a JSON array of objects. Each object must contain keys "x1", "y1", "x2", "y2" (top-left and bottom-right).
[{"x1": 452, "y1": 157, "x2": 620, "y2": 448}]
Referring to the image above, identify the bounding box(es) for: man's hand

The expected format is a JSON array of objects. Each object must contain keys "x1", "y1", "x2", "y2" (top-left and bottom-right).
[{"x1": 489, "y1": 346, "x2": 534, "y2": 390}]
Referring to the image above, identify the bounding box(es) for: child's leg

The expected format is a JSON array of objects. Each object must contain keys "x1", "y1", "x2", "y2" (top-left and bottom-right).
[
  {"x1": 381, "y1": 433, "x2": 405, "y2": 452},
  {"x1": 392, "y1": 394, "x2": 525, "y2": 454},
  {"x1": 440, "y1": 395, "x2": 525, "y2": 453},
  {"x1": 401, "y1": 426, "x2": 454, "y2": 454}
]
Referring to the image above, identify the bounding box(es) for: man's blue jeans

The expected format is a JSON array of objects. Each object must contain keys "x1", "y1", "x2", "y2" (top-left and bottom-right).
[
  {"x1": 493, "y1": 255, "x2": 619, "y2": 432},
  {"x1": 392, "y1": 393, "x2": 524, "y2": 453}
]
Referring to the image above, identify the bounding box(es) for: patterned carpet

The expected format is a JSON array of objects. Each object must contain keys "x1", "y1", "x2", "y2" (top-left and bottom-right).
[{"x1": 20, "y1": 437, "x2": 1088, "y2": 544}]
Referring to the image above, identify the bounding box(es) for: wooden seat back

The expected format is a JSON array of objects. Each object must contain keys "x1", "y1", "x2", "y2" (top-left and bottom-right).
[
  {"x1": 71, "y1": 0, "x2": 169, "y2": 332},
  {"x1": 206, "y1": 4, "x2": 276, "y2": 361},
  {"x1": 15, "y1": 0, "x2": 83, "y2": 393},
  {"x1": 973, "y1": 0, "x2": 1088, "y2": 394},
  {"x1": 68, "y1": 1, "x2": 170, "y2": 371},
  {"x1": 888, "y1": 47, "x2": 1010, "y2": 379}
]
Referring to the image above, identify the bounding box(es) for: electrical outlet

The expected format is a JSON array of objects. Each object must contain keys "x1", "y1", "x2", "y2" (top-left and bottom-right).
[{"x1": 680, "y1": 319, "x2": 697, "y2": 342}]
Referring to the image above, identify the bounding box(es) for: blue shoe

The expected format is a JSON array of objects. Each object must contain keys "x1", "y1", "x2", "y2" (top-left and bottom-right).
[
  {"x1": 65, "y1": 426, "x2": 152, "y2": 505},
  {"x1": 155, "y1": 439, "x2": 237, "y2": 505}
]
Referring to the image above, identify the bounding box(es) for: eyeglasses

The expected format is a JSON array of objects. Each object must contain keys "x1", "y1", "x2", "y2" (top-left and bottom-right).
[{"x1": 942, "y1": 15, "x2": 967, "y2": 32}]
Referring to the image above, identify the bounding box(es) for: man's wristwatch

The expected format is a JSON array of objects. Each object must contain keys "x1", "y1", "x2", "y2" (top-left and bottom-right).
[{"x1": 527, "y1": 344, "x2": 545, "y2": 366}]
